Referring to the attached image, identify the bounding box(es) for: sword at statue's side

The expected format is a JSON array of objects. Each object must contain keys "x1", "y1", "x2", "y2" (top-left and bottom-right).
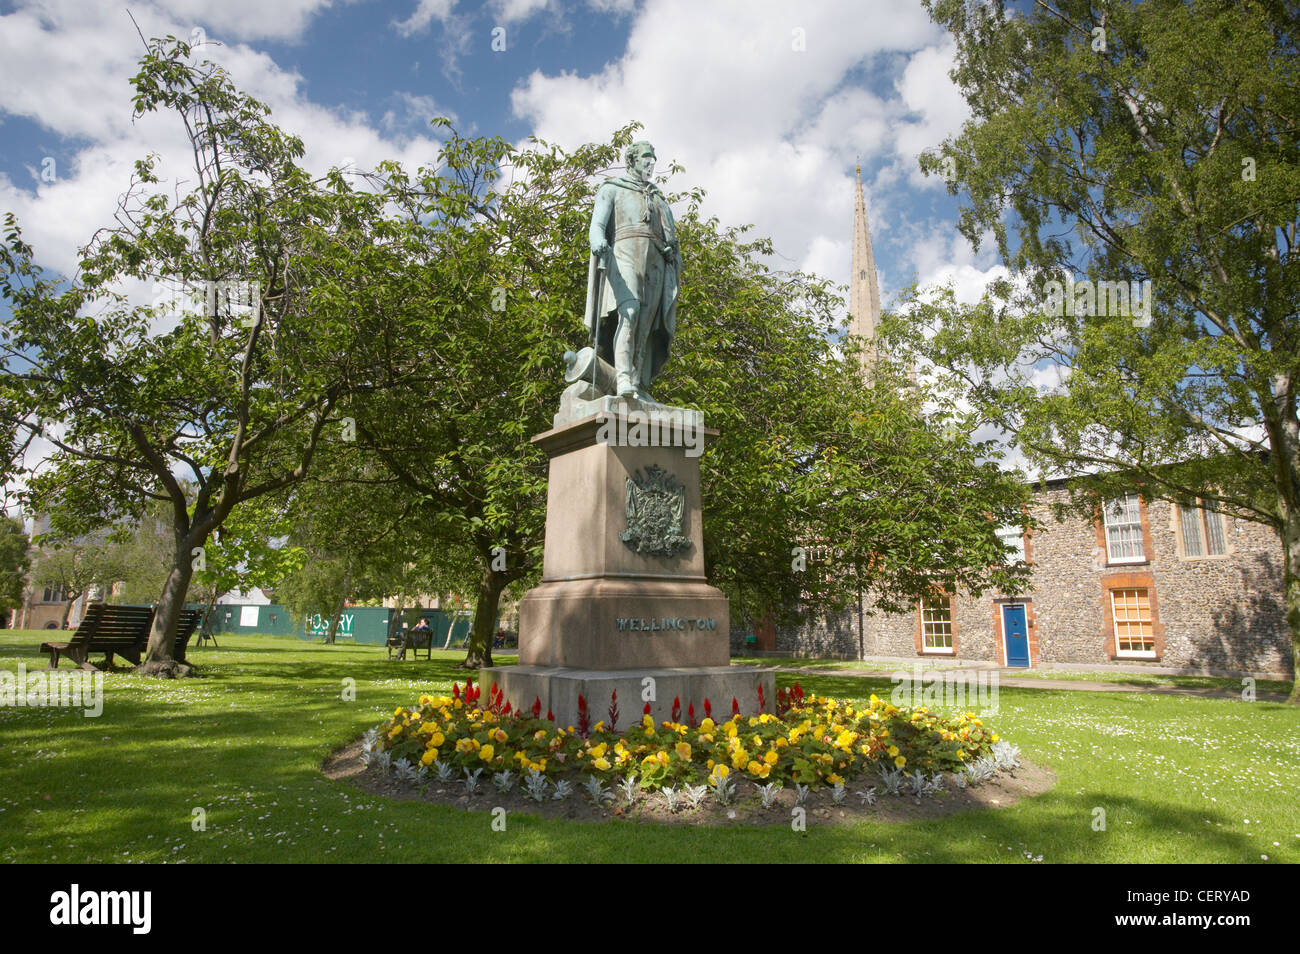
[{"x1": 585, "y1": 248, "x2": 608, "y2": 395}]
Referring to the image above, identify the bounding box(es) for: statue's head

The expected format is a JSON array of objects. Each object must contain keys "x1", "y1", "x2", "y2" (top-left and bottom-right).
[{"x1": 625, "y1": 140, "x2": 656, "y2": 182}]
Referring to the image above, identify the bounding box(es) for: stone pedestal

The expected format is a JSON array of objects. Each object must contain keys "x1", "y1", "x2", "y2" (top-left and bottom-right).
[{"x1": 481, "y1": 400, "x2": 774, "y2": 729}]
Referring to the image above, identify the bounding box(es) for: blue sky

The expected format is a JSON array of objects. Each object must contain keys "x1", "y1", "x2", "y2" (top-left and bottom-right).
[{"x1": 0, "y1": 0, "x2": 1009, "y2": 319}]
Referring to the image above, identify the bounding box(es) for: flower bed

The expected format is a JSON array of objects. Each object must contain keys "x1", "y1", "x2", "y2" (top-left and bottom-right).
[{"x1": 373, "y1": 681, "x2": 1001, "y2": 791}]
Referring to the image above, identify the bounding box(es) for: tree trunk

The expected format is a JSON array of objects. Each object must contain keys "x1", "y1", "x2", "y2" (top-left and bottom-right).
[
  {"x1": 60, "y1": 595, "x2": 75, "y2": 629},
  {"x1": 142, "y1": 553, "x2": 194, "y2": 671},
  {"x1": 325, "y1": 569, "x2": 351, "y2": 645},
  {"x1": 442, "y1": 610, "x2": 456, "y2": 651},
  {"x1": 461, "y1": 566, "x2": 504, "y2": 669},
  {"x1": 386, "y1": 598, "x2": 406, "y2": 643},
  {"x1": 1283, "y1": 508, "x2": 1300, "y2": 705}
]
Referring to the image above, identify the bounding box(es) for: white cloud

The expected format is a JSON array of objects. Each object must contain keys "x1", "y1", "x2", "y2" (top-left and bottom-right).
[
  {"x1": 587, "y1": 0, "x2": 637, "y2": 15},
  {"x1": 893, "y1": 40, "x2": 967, "y2": 187},
  {"x1": 493, "y1": 0, "x2": 553, "y2": 25},
  {"x1": 392, "y1": 0, "x2": 458, "y2": 37}
]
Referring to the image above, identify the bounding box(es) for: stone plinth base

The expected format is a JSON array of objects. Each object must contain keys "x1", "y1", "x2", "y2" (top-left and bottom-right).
[
  {"x1": 518, "y1": 577, "x2": 730, "y2": 669},
  {"x1": 478, "y1": 664, "x2": 777, "y2": 732}
]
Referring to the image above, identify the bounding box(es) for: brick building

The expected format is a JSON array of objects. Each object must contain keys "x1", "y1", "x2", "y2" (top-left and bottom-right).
[{"x1": 766, "y1": 480, "x2": 1292, "y2": 679}]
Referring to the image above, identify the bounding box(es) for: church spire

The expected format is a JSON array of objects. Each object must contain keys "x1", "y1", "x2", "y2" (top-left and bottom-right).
[{"x1": 849, "y1": 164, "x2": 882, "y2": 373}]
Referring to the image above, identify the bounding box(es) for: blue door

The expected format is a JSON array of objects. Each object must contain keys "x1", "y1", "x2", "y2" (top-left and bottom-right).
[{"x1": 1002, "y1": 604, "x2": 1029, "y2": 667}]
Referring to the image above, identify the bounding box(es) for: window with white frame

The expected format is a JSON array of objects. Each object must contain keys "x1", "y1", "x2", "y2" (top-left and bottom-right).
[
  {"x1": 1110, "y1": 588, "x2": 1156, "y2": 657},
  {"x1": 1178, "y1": 500, "x2": 1228, "y2": 558},
  {"x1": 996, "y1": 525, "x2": 1026, "y2": 565},
  {"x1": 1103, "y1": 494, "x2": 1145, "y2": 563},
  {"x1": 920, "y1": 593, "x2": 954, "y2": 653}
]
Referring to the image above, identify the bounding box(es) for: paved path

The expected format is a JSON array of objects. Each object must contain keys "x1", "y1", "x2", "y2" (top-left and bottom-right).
[{"x1": 774, "y1": 666, "x2": 1291, "y2": 702}]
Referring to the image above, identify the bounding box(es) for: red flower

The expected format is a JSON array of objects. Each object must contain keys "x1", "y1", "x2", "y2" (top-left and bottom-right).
[
  {"x1": 671, "y1": 696, "x2": 681, "y2": 723},
  {"x1": 531, "y1": 697, "x2": 542, "y2": 719},
  {"x1": 731, "y1": 697, "x2": 739, "y2": 717}
]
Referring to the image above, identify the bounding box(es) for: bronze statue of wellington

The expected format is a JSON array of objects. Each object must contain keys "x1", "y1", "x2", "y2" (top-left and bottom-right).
[{"x1": 584, "y1": 140, "x2": 680, "y2": 403}]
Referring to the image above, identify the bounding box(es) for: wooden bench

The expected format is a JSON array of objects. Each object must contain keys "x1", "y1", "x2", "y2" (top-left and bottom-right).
[
  {"x1": 40, "y1": 603, "x2": 155, "y2": 670},
  {"x1": 387, "y1": 626, "x2": 433, "y2": 660}
]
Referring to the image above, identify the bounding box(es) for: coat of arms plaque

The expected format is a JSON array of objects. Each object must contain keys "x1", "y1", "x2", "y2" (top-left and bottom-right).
[{"x1": 621, "y1": 464, "x2": 691, "y2": 557}]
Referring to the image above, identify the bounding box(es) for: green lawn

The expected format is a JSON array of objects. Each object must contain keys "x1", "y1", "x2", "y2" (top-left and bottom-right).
[
  {"x1": 737, "y1": 654, "x2": 1295, "y2": 695},
  {"x1": 2, "y1": 631, "x2": 1297, "y2": 863}
]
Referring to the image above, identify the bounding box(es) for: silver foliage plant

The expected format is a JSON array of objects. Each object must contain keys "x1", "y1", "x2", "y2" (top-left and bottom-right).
[
  {"x1": 856, "y1": 787, "x2": 878, "y2": 806},
  {"x1": 617, "y1": 774, "x2": 639, "y2": 804},
  {"x1": 461, "y1": 767, "x2": 484, "y2": 794},
  {"x1": 758, "y1": 782, "x2": 782, "y2": 808},
  {"x1": 523, "y1": 767, "x2": 550, "y2": 802},
  {"x1": 493, "y1": 770, "x2": 517, "y2": 793},
  {"x1": 661, "y1": 786, "x2": 683, "y2": 812},
  {"x1": 552, "y1": 779, "x2": 574, "y2": 801},
  {"x1": 583, "y1": 776, "x2": 614, "y2": 805},
  {"x1": 434, "y1": 759, "x2": 455, "y2": 782},
  {"x1": 831, "y1": 781, "x2": 848, "y2": 805},
  {"x1": 709, "y1": 771, "x2": 737, "y2": 806},
  {"x1": 992, "y1": 741, "x2": 1022, "y2": 771},
  {"x1": 877, "y1": 765, "x2": 904, "y2": 796},
  {"x1": 683, "y1": 783, "x2": 708, "y2": 809}
]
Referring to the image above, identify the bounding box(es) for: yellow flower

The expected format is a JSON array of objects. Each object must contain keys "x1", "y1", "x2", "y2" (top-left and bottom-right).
[
  {"x1": 763, "y1": 749, "x2": 779, "y2": 766},
  {"x1": 991, "y1": 734, "x2": 1000, "y2": 742},
  {"x1": 479, "y1": 744, "x2": 495, "y2": 762},
  {"x1": 731, "y1": 749, "x2": 749, "y2": 770},
  {"x1": 642, "y1": 714, "x2": 654, "y2": 729},
  {"x1": 746, "y1": 760, "x2": 771, "y2": 779},
  {"x1": 426, "y1": 731, "x2": 445, "y2": 748},
  {"x1": 836, "y1": 730, "x2": 854, "y2": 749},
  {"x1": 592, "y1": 756, "x2": 611, "y2": 771},
  {"x1": 700, "y1": 718, "x2": 715, "y2": 732},
  {"x1": 710, "y1": 763, "x2": 729, "y2": 781},
  {"x1": 493, "y1": 729, "x2": 508, "y2": 744},
  {"x1": 675, "y1": 741, "x2": 692, "y2": 761},
  {"x1": 887, "y1": 745, "x2": 900, "y2": 758},
  {"x1": 421, "y1": 748, "x2": 438, "y2": 766},
  {"x1": 894, "y1": 755, "x2": 906, "y2": 768},
  {"x1": 589, "y1": 742, "x2": 608, "y2": 759}
]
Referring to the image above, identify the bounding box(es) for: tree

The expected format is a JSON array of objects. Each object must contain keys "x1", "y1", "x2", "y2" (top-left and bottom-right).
[
  {"x1": 352, "y1": 126, "x2": 1032, "y2": 668},
  {"x1": 900, "y1": 0, "x2": 1300, "y2": 699},
  {"x1": 0, "y1": 37, "x2": 403, "y2": 673},
  {"x1": 0, "y1": 515, "x2": 29, "y2": 619},
  {"x1": 29, "y1": 533, "x2": 125, "y2": 628}
]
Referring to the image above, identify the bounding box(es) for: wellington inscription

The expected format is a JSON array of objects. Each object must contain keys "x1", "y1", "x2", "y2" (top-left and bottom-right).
[{"x1": 616, "y1": 616, "x2": 717, "y2": 632}]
